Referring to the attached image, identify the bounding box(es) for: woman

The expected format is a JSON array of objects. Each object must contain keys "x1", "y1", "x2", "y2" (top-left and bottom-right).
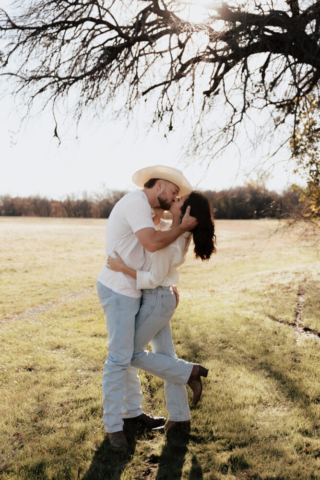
[{"x1": 107, "y1": 192, "x2": 216, "y2": 433}]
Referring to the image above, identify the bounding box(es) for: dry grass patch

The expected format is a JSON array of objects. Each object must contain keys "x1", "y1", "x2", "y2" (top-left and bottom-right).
[{"x1": 0, "y1": 218, "x2": 105, "y2": 320}]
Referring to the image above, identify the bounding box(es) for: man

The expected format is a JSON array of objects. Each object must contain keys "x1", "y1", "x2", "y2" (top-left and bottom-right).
[{"x1": 97, "y1": 165, "x2": 196, "y2": 451}]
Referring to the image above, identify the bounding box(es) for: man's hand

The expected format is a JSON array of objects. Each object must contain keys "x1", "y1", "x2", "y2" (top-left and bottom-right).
[
  {"x1": 172, "y1": 285, "x2": 180, "y2": 309},
  {"x1": 181, "y1": 205, "x2": 197, "y2": 232}
]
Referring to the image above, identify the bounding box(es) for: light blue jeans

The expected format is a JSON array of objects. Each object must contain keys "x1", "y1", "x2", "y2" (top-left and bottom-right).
[
  {"x1": 97, "y1": 282, "x2": 192, "y2": 433},
  {"x1": 97, "y1": 282, "x2": 142, "y2": 433}
]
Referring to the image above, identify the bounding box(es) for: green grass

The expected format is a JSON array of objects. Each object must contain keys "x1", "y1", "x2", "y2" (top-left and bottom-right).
[{"x1": 1, "y1": 217, "x2": 320, "y2": 480}]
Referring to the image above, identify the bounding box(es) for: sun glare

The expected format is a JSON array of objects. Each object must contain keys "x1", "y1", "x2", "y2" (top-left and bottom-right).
[
  {"x1": 176, "y1": 0, "x2": 215, "y2": 24},
  {"x1": 177, "y1": 0, "x2": 246, "y2": 25},
  {"x1": 176, "y1": 0, "x2": 235, "y2": 27}
]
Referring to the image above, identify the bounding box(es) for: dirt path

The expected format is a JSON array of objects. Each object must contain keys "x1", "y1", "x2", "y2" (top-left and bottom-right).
[
  {"x1": 294, "y1": 283, "x2": 306, "y2": 345},
  {"x1": 268, "y1": 282, "x2": 320, "y2": 343},
  {"x1": 1, "y1": 287, "x2": 96, "y2": 326}
]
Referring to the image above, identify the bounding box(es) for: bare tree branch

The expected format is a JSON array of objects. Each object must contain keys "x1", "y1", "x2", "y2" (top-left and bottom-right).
[{"x1": 1, "y1": 0, "x2": 320, "y2": 159}]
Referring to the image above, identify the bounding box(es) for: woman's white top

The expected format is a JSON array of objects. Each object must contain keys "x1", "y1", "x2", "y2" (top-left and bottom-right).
[{"x1": 137, "y1": 219, "x2": 192, "y2": 289}]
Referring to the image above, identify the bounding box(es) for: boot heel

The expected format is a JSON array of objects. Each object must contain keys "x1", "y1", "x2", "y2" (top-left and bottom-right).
[{"x1": 199, "y1": 366, "x2": 208, "y2": 378}]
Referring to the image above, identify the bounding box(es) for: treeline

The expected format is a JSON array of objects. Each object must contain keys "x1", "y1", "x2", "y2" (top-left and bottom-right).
[
  {"x1": 0, "y1": 184, "x2": 302, "y2": 219},
  {"x1": 203, "y1": 184, "x2": 302, "y2": 219},
  {"x1": 0, "y1": 191, "x2": 127, "y2": 218}
]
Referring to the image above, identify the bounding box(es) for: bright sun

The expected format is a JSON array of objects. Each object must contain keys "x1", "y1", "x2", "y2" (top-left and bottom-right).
[
  {"x1": 176, "y1": 0, "x2": 213, "y2": 23},
  {"x1": 175, "y1": 0, "x2": 221, "y2": 25}
]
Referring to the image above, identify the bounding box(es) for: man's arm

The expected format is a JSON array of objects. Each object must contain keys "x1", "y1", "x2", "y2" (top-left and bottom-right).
[{"x1": 135, "y1": 206, "x2": 197, "y2": 252}]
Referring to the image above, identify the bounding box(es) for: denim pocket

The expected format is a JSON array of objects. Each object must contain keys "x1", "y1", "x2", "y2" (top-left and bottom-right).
[
  {"x1": 141, "y1": 291, "x2": 157, "y2": 307},
  {"x1": 160, "y1": 292, "x2": 176, "y2": 319},
  {"x1": 97, "y1": 282, "x2": 112, "y2": 301}
]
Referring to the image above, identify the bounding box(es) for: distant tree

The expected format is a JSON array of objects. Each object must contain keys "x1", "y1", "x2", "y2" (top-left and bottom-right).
[
  {"x1": 204, "y1": 183, "x2": 300, "y2": 219},
  {"x1": 291, "y1": 94, "x2": 320, "y2": 219},
  {"x1": 279, "y1": 187, "x2": 303, "y2": 218},
  {"x1": 94, "y1": 189, "x2": 128, "y2": 218},
  {"x1": 1, "y1": 0, "x2": 320, "y2": 159},
  {"x1": 72, "y1": 199, "x2": 93, "y2": 218},
  {"x1": 1, "y1": 196, "x2": 22, "y2": 216},
  {"x1": 30, "y1": 196, "x2": 52, "y2": 217},
  {"x1": 62, "y1": 196, "x2": 77, "y2": 218},
  {"x1": 51, "y1": 201, "x2": 68, "y2": 217}
]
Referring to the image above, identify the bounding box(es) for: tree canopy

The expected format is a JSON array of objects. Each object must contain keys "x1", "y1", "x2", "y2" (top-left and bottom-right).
[{"x1": 1, "y1": 0, "x2": 320, "y2": 157}]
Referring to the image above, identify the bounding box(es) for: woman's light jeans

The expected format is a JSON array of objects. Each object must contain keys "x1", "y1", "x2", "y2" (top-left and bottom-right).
[
  {"x1": 132, "y1": 286, "x2": 192, "y2": 422},
  {"x1": 97, "y1": 282, "x2": 192, "y2": 433}
]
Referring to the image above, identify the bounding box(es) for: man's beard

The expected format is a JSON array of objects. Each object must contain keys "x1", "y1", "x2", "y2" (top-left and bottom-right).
[{"x1": 157, "y1": 193, "x2": 172, "y2": 211}]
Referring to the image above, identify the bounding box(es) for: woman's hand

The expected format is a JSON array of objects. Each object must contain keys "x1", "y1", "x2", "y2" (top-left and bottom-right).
[
  {"x1": 107, "y1": 252, "x2": 126, "y2": 273},
  {"x1": 172, "y1": 285, "x2": 180, "y2": 309}
]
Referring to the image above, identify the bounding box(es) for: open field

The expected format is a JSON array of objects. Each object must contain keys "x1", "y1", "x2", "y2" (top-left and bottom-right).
[{"x1": 1, "y1": 217, "x2": 320, "y2": 480}]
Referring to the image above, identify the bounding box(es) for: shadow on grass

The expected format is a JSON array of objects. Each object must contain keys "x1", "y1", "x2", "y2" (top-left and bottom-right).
[
  {"x1": 82, "y1": 427, "x2": 197, "y2": 480},
  {"x1": 258, "y1": 361, "x2": 310, "y2": 404},
  {"x1": 178, "y1": 314, "x2": 313, "y2": 408},
  {"x1": 155, "y1": 429, "x2": 197, "y2": 480},
  {"x1": 189, "y1": 454, "x2": 203, "y2": 479},
  {"x1": 82, "y1": 422, "x2": 139, "y2": 480}
]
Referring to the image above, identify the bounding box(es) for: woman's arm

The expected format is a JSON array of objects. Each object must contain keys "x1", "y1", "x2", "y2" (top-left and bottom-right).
[
  {"x1": 136, "y1": 244, "x2": 179, "y2": 289},
  {"x1": 107, "y1": 253, "x2": 137, "y2": 279},
  {"x1": 107, "y1": 246, "x2": 177, "y2": 288},
  {"x1": 107, "y1": 235, "x2": 190, "y2": 288}
]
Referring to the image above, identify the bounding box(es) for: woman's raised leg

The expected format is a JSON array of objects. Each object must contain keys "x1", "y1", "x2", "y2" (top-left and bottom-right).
[
  {"x1": 131, "y1": 288, "x2": 193, "y2": 385},
  {"x1": 150, "y1": 323, "x2": 191, "y2": 422}
]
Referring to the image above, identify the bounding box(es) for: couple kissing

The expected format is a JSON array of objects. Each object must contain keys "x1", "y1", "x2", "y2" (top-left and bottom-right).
[{"x1": 97, "y1": 165, "x2": 216, "y2": 451}]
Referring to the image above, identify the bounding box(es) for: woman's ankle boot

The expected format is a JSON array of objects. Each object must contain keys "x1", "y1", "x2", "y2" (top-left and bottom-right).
[{"x1": 187, "y1": 364, "x2": 209, "y2": 405}]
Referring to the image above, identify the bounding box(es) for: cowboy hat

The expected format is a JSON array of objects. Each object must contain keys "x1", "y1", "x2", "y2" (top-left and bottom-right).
[{"x1": 132, "y1": 165, "x2": 192, "y2": 197}]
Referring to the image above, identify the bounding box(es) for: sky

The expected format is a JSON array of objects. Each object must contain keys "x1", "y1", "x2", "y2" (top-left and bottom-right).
[
  {"x1": 0, "y1": 0, "x2": 303, "y2": 200},
  {"x1": 0, "y1": 93, "x2": 303, "y2": 199}
]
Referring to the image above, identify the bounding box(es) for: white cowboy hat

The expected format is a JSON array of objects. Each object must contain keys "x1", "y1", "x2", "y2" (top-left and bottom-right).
[{"x1": 132, "y1": 165, "x2": 193, "y2": 197}]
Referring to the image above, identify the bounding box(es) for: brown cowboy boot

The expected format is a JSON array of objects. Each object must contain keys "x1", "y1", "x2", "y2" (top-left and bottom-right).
[
  {"x1": 124, "y1": 412, "x2": 166, "y2": 429},
  {"x1": 187, "y1": 365, "x2": 208, "y2": 406},
  {"x1": 108, "y1": 430, "x2": 128, "y2": 452}
]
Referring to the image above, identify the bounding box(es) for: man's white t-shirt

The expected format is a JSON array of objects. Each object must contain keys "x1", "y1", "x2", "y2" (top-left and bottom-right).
[{"x1": 97, "y1": 190, "x2": 155, "y2": 298}]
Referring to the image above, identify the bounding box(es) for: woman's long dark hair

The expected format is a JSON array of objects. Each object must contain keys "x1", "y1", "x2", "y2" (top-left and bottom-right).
[{"x1": 180, "y1": 191, "x2": 216, "y2": 261}]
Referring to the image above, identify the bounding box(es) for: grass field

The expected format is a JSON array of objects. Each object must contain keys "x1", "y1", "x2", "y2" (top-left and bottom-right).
[{"x1": 1, "y1": 217, "x2": 320, "y2": 480}]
